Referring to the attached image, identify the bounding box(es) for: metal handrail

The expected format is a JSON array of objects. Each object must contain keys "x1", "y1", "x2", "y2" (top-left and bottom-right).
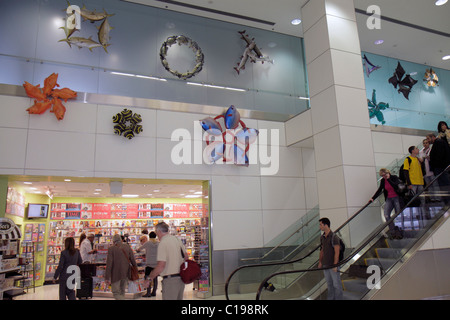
[
  {"x1": 224, "y1": 200, "x2": 372, "y2": 299},
  {"x1": 240, "y1": 210, "x2": 319, "y2": 262},
  {"x1": 254, "y1": 165, "x2": 450, "y2": 300}
]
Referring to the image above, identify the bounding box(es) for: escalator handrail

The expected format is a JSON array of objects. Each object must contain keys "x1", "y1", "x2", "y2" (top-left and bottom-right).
[
  {"x1": 224, "y1": 200, "x2": 372, "y2": 300},
  {"x1": 254, "y1": 165, "x2": 450, "y2": 300},
  {"x1": 240, "y1": 209, "x2": 319, "y2": 262}
]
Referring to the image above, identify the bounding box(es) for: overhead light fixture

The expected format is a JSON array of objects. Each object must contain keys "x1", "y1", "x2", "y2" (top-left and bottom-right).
[
  {"x1": 187, "y1": 82, "x2": 246, "y2": 92},
  {"x1": 24, "y1": 182, "x2": 33, "y2": 185},
  {"x1": 442, "y1": 55, "x2": 450, "y2": 61},
  {"x1": 185, "y1": 195, "x2": 201, "y2": 198},
  {"x1": 435, "y1": 0, "x2": 448, "y2": 6},
  {"x1": 374, "y1": 39, "x2": 384, "y2": 45},
  {"x1": 122, "y1": 194, "x2": 139, "y2": 198},
  {"x1": 111, "y1": 72, "x2": 167, "y2": 82},
  {"x1": 64, "y1": 179, "x2": 71, "y2": 182},
  {"x1": 291, "y1": 18, "x2": 302, "y2": 25}
]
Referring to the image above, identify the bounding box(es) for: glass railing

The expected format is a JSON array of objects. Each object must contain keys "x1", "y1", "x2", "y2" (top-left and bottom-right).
[
  {"x1": 224, "y1": 207, "x2": 320, "y2": 299},
  {"x1": 224, "y1": 200, "x2": 377, "y2": 299},
  {"x1": 254, "y1": 166, "x2": 450, "y2": 300}
]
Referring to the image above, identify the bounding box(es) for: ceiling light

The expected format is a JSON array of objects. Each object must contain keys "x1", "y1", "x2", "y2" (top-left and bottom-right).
[
  {"x1": 24, "y1": 182, "x2": 33, "y2": 185},
  {"x1": 374, "y1": 40, "x2": 384, "y2": 45},
  {"x1": 185, "y1": 195, "x2": 201, "y2": 198},
  {"x1": 435, "y1": 0, "x2": 448, "y2": 6},
  {"x1": 153, "y1": 189, "x2": 160, "y2": 192},
  {"x1": 64, "y1": 179, "x2": 71, "y2": 182},
  {"x1": 291, "y1": 19, "x2": 302, "y2": 25},
  {"x1": 443, "y1": 55, "x2": 450, "y2": 61},
  {"x1": 122, "y1": 194, "x2": 139, "y2": 198}
]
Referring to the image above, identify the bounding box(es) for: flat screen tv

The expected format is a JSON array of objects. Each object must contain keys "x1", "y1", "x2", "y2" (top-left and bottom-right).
[{"x1": 27, "y1": 204, "x2": 49, "y2": 219}]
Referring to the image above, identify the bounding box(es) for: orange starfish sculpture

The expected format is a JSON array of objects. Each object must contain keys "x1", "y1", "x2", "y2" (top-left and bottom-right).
[{"x1": 23, "y1": 73, "x2": 77, "y2": 120}]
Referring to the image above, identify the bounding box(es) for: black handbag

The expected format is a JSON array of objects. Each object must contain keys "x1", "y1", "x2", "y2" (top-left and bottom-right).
[{"x1": 403, "y1": 189, "x2": 421, "y2": 207}]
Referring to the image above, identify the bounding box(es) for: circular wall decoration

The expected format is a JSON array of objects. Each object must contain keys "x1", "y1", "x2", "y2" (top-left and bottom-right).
[
  {"x1": 159, "y1": 35, "x2": 204, "y2": 80},
  {"x1": 112, "y1": 108, "x2": 143, "y2": 140}
]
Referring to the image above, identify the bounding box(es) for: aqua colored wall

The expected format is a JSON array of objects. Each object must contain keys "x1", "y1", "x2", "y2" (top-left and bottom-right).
[{"x1": 363, "y1": 52, "x2": 450, "y2": 131}]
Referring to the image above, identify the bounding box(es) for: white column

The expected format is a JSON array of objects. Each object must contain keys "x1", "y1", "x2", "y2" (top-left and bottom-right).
[{"x1": 302, "y1": 0, "x2": 378, "y2": 233}]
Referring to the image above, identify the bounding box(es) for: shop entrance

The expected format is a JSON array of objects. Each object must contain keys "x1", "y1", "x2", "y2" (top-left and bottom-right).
[{"x1": 3, "y1": 175, "x2": 211, "y2": 298}]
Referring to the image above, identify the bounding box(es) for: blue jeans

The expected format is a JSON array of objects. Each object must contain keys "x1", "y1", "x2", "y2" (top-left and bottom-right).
[
  {"x1": 323, "y1": 268, "x2": 343, "y2": 300},
  {"x1": 384, "y1": 196, "x2": 401, "y2": 231}
]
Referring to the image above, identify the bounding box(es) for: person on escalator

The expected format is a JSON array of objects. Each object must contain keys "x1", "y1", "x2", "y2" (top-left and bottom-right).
[
  {"x1": 369, "y1": 168, "x2": 403, "y2": 236},
  {"x1": 318, "y1": 217, "x2": 343, "y2": 300}
]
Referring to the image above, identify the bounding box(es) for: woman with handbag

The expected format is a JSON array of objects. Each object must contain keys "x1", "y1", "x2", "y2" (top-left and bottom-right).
[
  {"x1": 105, "y1": 234, "x2": 138, "y2": 300},
  {"x1": 369, "y1": 168, "x2": 404, "y2": 238}
]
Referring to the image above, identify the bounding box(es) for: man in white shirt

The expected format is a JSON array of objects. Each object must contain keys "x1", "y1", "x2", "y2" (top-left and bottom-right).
[
  {"x1": 148, "y1": 222, "x2": 187, "y2": 300},
  {"x1": 80, "y1": 233, "x2": 97, "y2": 263}
]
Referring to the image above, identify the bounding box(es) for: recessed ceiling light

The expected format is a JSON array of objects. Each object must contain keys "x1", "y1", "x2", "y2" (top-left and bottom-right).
[
  {"x1": 122, "y1": 194, "x2": 139, "y2": 198},
  {"x1": 185, "y1": 195, "x2": 201, "y2": 198},
  {"x1": 435, "y1": 0, "x2": 448, "y2": 6},
  {"x1": 24, "y1": 182, "x2": 33, "y2": 185},
  {"x1": 443, "y1": 55, "x2": 450, "y2": 61},
  {"x1": 291, "y1": 18, "x2": 302, "y2": 25},
  {"x1": 64, "y1": 179, "x2": 71, "y2": 182},
  {"x1": 374, "y1": 39, "x2": 384, "y2": 45}
]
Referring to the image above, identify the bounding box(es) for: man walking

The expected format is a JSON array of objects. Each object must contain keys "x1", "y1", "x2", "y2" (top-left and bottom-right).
[{"x1": 318, "y1": 217, "x2": 343, "y2": 300}]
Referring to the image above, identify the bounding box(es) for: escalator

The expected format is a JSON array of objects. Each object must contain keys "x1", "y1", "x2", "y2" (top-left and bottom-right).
[{"x1": 225, "y1": 166, "x2": 450, "y2": 300}]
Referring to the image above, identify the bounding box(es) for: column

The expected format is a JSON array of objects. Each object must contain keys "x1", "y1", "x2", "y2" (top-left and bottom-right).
[
  {"x1": 0, "y1": 176, "x2": 8, "y2": 218},
  {"x1": 302, "y1": 0, "x2": 379, "y2": 238}
]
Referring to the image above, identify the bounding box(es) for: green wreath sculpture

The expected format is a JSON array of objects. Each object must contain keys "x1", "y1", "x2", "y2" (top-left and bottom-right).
[
  {"x1": 159, "y1": 35, "x2": 204, "y2": 80},
  {"x1": 112, "y1": 108, "x2": 143, "y2": 140}
]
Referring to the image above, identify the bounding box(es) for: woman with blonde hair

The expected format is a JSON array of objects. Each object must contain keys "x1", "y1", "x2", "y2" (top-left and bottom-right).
[{"x1": 369, "y1": 168, "x2": 404, "y2": 238}]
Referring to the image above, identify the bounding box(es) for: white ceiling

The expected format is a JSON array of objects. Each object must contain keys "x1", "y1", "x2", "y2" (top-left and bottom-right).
[
  {"x1": 126, "y1": 0, "x2": 450, "y2": 70},
  {"x1": 11, "y1": 0, "x2": 450, "y2": 199},
  {"x1": 10, "y1": 177, "x2": 204, "y2": 199}
]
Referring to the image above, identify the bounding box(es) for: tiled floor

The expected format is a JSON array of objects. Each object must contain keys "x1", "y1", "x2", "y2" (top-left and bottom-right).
[{"x1": 14, "y1": 279, "x2": 228, "y2": 300}]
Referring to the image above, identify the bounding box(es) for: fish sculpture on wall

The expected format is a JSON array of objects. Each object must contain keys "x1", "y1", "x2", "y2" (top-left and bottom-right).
[
  {"x1": 234, "y1": 30, "x2": 273, "y2": 75},
  {"x1": 23, "y1": 73, "x2": 77, "y2": 121},
  {"x1": 60, "y1": 2, "x2": 114, "y2": 53},
  {"x1": 200, "y1": 105, "x2": 259, "y2": 166}
]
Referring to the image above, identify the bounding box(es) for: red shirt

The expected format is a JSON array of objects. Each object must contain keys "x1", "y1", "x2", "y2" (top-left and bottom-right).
[{"x1": 384, "y1": 179, "x2": 397, "y2": 198}]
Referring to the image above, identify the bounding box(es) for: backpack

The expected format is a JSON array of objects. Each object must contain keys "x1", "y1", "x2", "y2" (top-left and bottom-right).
[
  {"x1": 398, "y1": 156, "x2": 412, "y2": 183},
  {"x1": 332, "y1": 233, "x2": 345, "y2": 262}
]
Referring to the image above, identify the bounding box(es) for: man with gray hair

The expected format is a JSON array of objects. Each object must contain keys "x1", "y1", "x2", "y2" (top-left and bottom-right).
[
  {"x1": 149, "y1": 222, "x2": 187, "y2": 300},
  {"x1": 105, "y1": 234, "x2": 137, "y2": 300}
]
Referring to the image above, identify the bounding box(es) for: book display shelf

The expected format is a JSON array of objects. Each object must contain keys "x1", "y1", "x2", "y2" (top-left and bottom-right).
[{"x1": 45, "y1": 201, "x2": 211, "y2": 298}]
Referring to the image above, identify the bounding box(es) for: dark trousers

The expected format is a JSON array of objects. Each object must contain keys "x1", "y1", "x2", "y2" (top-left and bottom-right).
[
  {"x1": 145, "y1": 266, "x2": 158, "y2": 295},
  {"x1": 59, "y1": 278, "x2": 76, "y2": 300}
]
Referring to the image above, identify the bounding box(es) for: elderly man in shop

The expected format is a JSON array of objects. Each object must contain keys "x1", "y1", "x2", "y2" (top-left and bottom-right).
[
  {"x1": 80, "y1": 233, "x2": 97, "y2": 263},
  {"x1": 148, "y1": 222, "x2": 188, "y2": 300}
]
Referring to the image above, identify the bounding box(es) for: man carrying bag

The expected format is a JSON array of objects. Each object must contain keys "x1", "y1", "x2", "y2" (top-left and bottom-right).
[{"x1": 149, "y1": 222, "x2": 188, "y2": 300}]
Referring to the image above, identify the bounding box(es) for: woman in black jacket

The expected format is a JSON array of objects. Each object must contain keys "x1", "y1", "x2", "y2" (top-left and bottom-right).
[
  {"x1": 370, "y1": 168, "x2": 403, "y2": 235},
  {"x1": 54, "y1": 237, "x2": 82, "y2": 300}
]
